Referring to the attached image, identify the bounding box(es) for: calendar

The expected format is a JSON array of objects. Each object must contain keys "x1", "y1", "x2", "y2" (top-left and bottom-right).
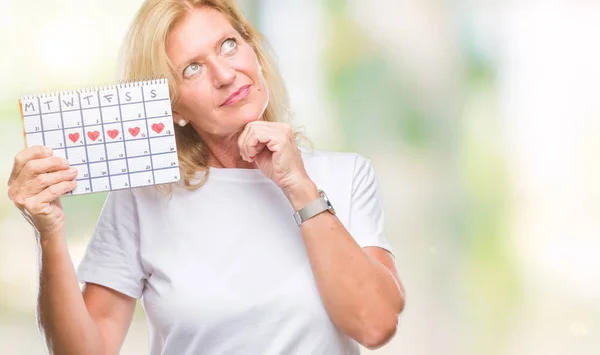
[{"x1": 18, "y1": 78, "x2": 181, "y2": 195}]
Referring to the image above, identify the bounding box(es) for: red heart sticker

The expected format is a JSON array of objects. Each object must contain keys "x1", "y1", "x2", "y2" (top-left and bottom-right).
[
  {"x1": 107, "y1": 129, "x2": 119, "y2": 139},
  {"x1": 128, "y1": 127, "x2": 141, "y2": 137},
  {"x1": 87, "y1": 131, "x2": 100, "y2": 141},
  {"x1": 68, "y1": 133, "x2": 80, "y2": 143},
  {"x1": 151, "y1": 123, "x2": 165, "y2": 134}
]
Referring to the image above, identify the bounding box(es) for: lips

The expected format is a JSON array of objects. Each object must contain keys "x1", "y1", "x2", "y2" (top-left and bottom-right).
[{"x1": 221, "y1": 85, "x2": 252, "y2": 107}]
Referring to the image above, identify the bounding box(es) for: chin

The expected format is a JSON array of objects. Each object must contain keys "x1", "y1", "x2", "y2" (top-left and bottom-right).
[
  {"x1": 222, "y1": 92, "x2": 269, "y2": 133},
  {"x1": 240, "y1": 97, "x2": 269, "y2": 123},
  {"x1": 217, "y1": 106, "x2": 263, "y2": 136},
  {"x1": 241, "y1": 110, "x2": 263, "y2": 123}
]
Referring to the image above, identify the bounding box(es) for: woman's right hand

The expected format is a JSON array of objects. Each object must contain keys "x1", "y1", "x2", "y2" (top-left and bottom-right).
[{"x1": 7, "y1": 146, "x2": 78, "y2": 240}]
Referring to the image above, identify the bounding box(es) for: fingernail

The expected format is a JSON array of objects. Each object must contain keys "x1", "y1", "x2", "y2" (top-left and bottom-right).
[
  {"x1": 69, "y1": 167, "x2": 78, "y2": 174},
  {"x1": 44, "y1": 147, "x2": 53, "y2": 156}
]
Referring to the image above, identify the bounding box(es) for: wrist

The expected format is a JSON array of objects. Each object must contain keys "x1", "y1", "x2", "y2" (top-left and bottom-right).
[
  {"x1": 37, "y1": 229, "x2": 65, "y2": 250},
  {"x1": 284, "y1": 178, "x2": 320, "y2": 211}
]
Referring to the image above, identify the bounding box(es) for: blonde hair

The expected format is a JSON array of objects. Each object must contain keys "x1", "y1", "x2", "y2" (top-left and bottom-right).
[{"x1": 120, "y1": 0, "x2": 307, "y2": 189}]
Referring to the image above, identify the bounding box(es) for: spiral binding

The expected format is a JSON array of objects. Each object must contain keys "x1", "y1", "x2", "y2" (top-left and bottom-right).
[{"x1": 20, "y1": 76, "x2": 167, "y2": 101}]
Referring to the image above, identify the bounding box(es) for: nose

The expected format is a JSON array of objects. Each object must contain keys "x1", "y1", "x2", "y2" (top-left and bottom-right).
[{"x1": 209, "y1": 57, "x2": 236, "y2": 89}]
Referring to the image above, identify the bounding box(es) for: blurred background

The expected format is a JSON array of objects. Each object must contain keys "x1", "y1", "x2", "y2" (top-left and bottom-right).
[{"x1": 1, "y1": 0, "x2": 599, "y2": 354}]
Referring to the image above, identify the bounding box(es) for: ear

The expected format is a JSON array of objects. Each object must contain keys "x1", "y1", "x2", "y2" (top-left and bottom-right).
[{"x1": 172, "y1": 110, "x2": 184, "y2": 126}]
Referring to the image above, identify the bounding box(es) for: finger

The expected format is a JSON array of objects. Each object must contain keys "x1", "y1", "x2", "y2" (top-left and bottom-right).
[
  {"x1": 237, "y1": 124, "x2": 252, "y2": 160},
  {"x1": 269, "y1": 123, "x2": 295, "y2": 151},
  {"x1": 24, "y1": 180, "x2": 77, "y2": 215},
  {"x1": 251, "y1": 143, "x2": 267, "y2": 160},
  {"x1": 27, "y1": 167, "x2": 78, "y2": 195},
  {"x1": 240, "y1": 122, "x2": 266, "y2": 161},
  {"x1": 22, "y1": 156, "x2": 70, "y2": 179},
  {"x1": 247, "y1": 137, "x2": 268, "y2": 159},
  {"x1": 9, "y1": 146, "x2": 53, "y2": 185},
  {"x1": 243, "y1": 124, "x2": 271, "y2": 160},
  {"x1": 242, "y1": 124, "x2": 256, "y2": 160},
  {"x1": 8, "y1": 165, "x2": 75, "y2": 209},
  {"x1": 248, "y1": 125, "x2": 286, "y2": 157}
]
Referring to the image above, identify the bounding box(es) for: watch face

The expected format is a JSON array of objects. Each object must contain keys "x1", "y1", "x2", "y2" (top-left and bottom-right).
[{"x1": 319, "y1": 190, "x2": 336, "y2": 215}]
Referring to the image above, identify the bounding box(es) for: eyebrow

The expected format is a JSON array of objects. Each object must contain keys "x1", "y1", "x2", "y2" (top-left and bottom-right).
[{"x1": 175, "y1": 31, "x2": 238, "y2": 72}]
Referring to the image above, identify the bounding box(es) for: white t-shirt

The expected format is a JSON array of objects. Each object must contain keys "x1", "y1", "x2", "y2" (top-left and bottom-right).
[{"x1": 77, "y1": 149, "x2": 393, "y2": 355}]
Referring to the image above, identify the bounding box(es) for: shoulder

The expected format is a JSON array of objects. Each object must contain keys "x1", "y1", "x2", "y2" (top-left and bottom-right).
[
  {"x1": 300, "y1": 147, "x2": 373, "y2": 182},
  {"x1": 300, "y1": 148, "x2": 380, "y2": 226},
  {"x1": 106, "y1": 182, "x2": 175, "y2": 208},
  {"x1": 300, "y1": 147, "x2": 370, "y2": 173},
  {"x1": 300, "y1": 148, "x2": 371, "y2": 189}
]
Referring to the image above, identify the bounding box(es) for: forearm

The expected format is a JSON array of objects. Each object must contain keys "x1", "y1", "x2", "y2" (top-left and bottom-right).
[
  {"x1": 37, "y1": 232, "x2": 104, "y2": 355},
  {"x1": 300, "y1": 213, "x2": 402, "y2": 345},
  {"x1": 286, "y1": 183, "x2": 404, "y2": 347}
]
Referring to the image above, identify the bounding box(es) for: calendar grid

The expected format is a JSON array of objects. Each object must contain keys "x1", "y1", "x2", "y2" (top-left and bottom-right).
[
  {"x1": 20, "y1": 79, "x2": 181, "y2": 195},
  {"x1": 26, "y1": 97, "x2": 172, "y2": 116},
  {"x1": 115, "y1": 86, "x2": 133, "y2": 189},
  {"x1": 57, "y1": 95, "x2": 70, "y2": 163},
  {"x1": 36, "y1": 97, "x2": 46, "y2": 146},
  {"x1": 73, "y1": 165, "x2": 178, "y2": 181},
  {"x1": 75, "y1": 93, "x2": 93, "y2": 192},
  {"x1": 66, "y1": 149, "x2": 175, "y2": 165},
  {"x1": 58, "y1": 132, "x2": 175, "y2": 146},
  {"x1": 141, "y1": 87, "x2": 157, "y2": 185},
  {"x1": 35, "y1": 114, "x2": 172, "y2": 133},
  {"x1": 97, "y1": 90, "x2": 113, "y2": 191}
]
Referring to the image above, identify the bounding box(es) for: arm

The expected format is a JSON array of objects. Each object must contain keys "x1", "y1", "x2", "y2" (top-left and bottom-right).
[
  {"x1": 285, "y1": 183, "x2": 405, "y2": 350},
  {"x1": 37, "y1": 233, "x2": 136, "y2": 355},
  {"x1": 236, "y1": 122, "x2": 405, "y2": 348},
  {"x1": 8, "y1": 146, "x2": 137, "y2": 355}
]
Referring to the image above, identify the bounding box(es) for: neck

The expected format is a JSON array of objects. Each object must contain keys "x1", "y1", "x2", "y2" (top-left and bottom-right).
[{"x1": 202, "y1": 130, "x2": 257, "y2": 169}]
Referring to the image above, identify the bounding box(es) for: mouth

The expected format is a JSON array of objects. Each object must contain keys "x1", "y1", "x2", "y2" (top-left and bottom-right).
[{"x1": 220, "y1": 85, "x2": 252, "y2": 107}]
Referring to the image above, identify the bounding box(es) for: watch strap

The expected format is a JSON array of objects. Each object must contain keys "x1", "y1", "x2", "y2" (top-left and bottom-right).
[{"x1": 293, "y1": 196, "x2": 329, "y2": 226}]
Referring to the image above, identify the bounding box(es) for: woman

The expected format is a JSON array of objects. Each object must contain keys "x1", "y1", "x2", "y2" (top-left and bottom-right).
[{"x1": 8, "y1": 0, "x2": 405, "y2": 354}]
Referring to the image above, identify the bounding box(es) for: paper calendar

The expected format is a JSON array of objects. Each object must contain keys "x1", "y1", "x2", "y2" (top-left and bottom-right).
[{"x1": 18, "y1": 78, "x2": 181, "y2": 196}]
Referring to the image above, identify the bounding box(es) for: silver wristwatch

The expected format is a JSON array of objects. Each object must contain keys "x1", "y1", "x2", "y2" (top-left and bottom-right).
[{"x1": 293, "y1": 189, "x2": 336, "y2": 226}]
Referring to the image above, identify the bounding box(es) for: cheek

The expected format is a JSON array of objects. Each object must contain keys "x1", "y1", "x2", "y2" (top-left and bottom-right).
[
  {"x1": 256, "y1": 83, "x2": 269, "y2": 116},
  {"x1": 179, "y1": 84, "x2": 213, "y2": 117},
  {"x1": 256, "y1": 71, "x2": 270, "y2": 115}
]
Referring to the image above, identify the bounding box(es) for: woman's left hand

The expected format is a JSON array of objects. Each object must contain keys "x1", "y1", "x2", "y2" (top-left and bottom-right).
[{"x1": 237, "y1": 121, "x2": 313, "y2": 196}]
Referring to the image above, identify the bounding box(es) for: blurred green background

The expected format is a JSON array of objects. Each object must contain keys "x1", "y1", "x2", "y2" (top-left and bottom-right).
[{"x1": 1, "y1": 0, "x2": 599, "y2": 354}]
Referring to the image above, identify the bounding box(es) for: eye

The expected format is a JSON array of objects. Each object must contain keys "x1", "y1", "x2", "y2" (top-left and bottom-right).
[
  {"x1": 183, "y1": 63, "x2": 203, "y2": 78},
  {"x1": 221, "y1": 38, "x2": 237, "y2": 55}
]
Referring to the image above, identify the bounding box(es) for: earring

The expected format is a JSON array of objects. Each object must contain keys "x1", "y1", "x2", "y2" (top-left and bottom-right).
[{"x1": 178, "y1": 119, "x2": 187, "y2": 127}]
